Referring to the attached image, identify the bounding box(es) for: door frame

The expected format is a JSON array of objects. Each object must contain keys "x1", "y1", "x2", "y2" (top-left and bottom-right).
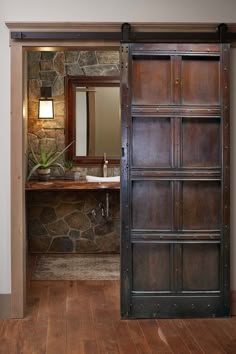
[{"x1": 7, "y1": 21, "x2": 236, "y2": 318}]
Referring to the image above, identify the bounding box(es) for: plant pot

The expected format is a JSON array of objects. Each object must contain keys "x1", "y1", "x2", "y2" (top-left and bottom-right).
[
  {"x1": 64, "y1": 169, "x2": 75, "y2": 180},
  {"x1": 37, "y1": 168, "x2": 51, "y2": 181}
]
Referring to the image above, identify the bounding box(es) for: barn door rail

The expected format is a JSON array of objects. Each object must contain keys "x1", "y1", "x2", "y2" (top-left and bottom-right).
[{"x1": 10, "y1": 22, "x2": 236, "y2": 43}]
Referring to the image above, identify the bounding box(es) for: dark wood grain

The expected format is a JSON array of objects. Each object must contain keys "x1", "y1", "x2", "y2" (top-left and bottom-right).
[
  {"x1": 132, "y1": 117, "x2": 171, "y2": 167},
  {"x1": 181, "y1": 56, "x2": 220, "y2": 105},
  {"x1": 133, "y1": 243, "x2": 171, "y2": 291},
  {"x1": 121, "y1": 43, "x2": 230, "y2": 318},
  {"x1": 25, "y1": 180, "x2": 120, "y2": 191},
  {"x1": 132, "y1": 180, "x2": 172, "y2": 230}
]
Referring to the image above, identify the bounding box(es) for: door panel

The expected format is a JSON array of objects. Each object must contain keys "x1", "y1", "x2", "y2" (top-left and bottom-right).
[
  {"x1": 182, "y1": 118, "x2": 221, "y2": 167},
  {"x1": 182, "y1": 243, "x2": 220, "y2": 291},
  {"x1": 132, "y1": 57, "x2": 171, "y2": 104},
  {"x1": 181, "y1": 56, "x2": 220, "y2": 105},
  {"x1": 182, "y1": 181, "x2": 221, "y2": 230},
  {"x1": 132, "y1": 117, "x2": 171, "y2": 168},
  {"x1": 121, "y1": 43, "x2": 230, "y2": 318},
  {"x1": 132, "y1": 180, "x2": 172, "y2": 230},
  {"x1": 132, "y1": 243, "x2": 171, "y2": 291}
]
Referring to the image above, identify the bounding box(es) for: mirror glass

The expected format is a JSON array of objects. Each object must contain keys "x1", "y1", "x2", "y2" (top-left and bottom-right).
[{"x1": 75, "y1": 86, "x2": 120, "y2": 157}]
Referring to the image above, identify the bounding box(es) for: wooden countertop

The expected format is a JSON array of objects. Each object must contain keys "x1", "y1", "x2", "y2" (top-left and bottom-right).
[{"x1": 25, "y1": 179, "x2": 120, "y2": 191}]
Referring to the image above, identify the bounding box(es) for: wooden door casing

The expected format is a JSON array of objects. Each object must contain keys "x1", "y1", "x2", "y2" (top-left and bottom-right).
[{"x1": 121, "y1": 43, "x2": 230, "y2": 318}]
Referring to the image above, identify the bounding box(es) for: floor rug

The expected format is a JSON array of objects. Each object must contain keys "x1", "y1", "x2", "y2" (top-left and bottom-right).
[{"x1": 32, "y1": 254, "x2": 120, "y2": 281}]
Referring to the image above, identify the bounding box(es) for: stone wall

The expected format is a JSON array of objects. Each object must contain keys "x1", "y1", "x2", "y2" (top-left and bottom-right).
[
  {"x1": 27, "y1": 190, "x2": 120, "y2": 254},
  {"x1": 27, "y1": 50, "x2": 120, "y2": 177},
  {"x1": 27, "y1": 50, "x2": 121, "y2": 253}
]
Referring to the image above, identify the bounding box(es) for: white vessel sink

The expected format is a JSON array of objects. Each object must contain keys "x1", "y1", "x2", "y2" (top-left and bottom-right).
[{"x1": 86, "y1": 175, "x2": 120, "y2": 182}]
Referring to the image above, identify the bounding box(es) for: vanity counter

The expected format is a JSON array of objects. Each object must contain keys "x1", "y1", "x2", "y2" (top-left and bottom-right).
[{"x1": 25, "y1": 179, "x2": 120, "y2": 191}]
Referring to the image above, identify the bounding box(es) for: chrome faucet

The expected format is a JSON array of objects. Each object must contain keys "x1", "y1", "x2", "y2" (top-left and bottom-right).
[{"x1": 103, "y1": 152, "x2": 108, "y2": 177}]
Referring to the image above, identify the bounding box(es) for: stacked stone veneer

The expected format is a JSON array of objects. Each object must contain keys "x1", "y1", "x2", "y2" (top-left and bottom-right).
[
  {"x1": 27, "y1": 50, "x2": 120, "y2": 253},
  {"x1": 27, "y1": 190, "x2": 120, "y2": 253},
  {"x1": 27, "y1": 50, "x2": 120, "y2": 177}
]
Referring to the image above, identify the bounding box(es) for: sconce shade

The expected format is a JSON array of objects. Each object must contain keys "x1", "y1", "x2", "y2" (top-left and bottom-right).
[
  {"x1": 38, "y1": 87, "x2": 54, "y2": 119},
  {"x1": 39, "y1": 99, "x2": 54, "y2": 119}
]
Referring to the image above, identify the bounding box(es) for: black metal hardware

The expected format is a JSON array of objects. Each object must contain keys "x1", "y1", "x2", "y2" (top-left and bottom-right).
[{"x1": 10, "y1": 22, "x2": 236, "y2": 43}]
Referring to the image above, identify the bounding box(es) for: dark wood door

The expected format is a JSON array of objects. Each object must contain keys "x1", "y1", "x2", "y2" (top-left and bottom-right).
[{"x1": 120, "y1": 43, "x2": 230, "y2": 318}]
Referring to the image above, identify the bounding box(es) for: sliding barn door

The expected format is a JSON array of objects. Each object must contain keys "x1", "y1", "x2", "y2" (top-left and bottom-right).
[{"x1": 120, "y1": 43, "x2": 230, "y2": 318}]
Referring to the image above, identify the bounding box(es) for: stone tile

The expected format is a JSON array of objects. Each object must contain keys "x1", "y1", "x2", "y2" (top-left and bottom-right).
[
  {"x1": 60, "y1": 191, "x2": 81, "y2": 202},
  {"x1": 96, "y1": 51, "x2": 119, "y2": 64},
  {"x1": 78, "y1": 51, "x2": 97, "y2": 66},
  {"x1": 54, "y1": 52, "x2": 65, "y2": 76},
  {"x1": 75, "y1": 239, "x2": 98, "y2": 253},
  {"x1": 53, "y1": 76, "x2": 64, "y2": 96},
  {"x1": 47, "y1": 219, "x2": 69, "y2": 236},
  {"x1": 66, "y1": 64, "x2": 83, "y2": 76},
  {"x1": 65, "y1": 211, "x2": 90, "y2": 231},
  {"x1": 41, "y1": 52, "x2": 56, "y2": 60},
  {"x1": 28, "y1": 132, "x2": 39, "y2": 153},
  {"x1": 39, "y1": 71, "x2": 57, "y2": 83},
  {"x1": 28, "y1": 218, "x2": 48, "y2": 237},
  {"x1": 69, "y1": 230, "x2": 81, "y2": 240},
  {"x1": 81, "y1": 228, "x2": 94, "y2": 241},
  {"x1": 95, "y1": 232, "x2": 120, "y2": 253},
  {"x1": 45, "y1": 129, "x2": 56, "y2": 138},
  {"x1": 87, "y1": 208, "x2": 104, "y2": 225},
  {"x1": 28, "y1": 51, "x2": 41, "y2": 64},
  {"x1": 56, "y1": 202, "x2": 84, "y2": 218},
  {"x1": 34, "y1": 129, "x2": 46, "y2": 139},
  {"x1": 27, "y1": 191, "x2": 58, "y2": 206},
  {"x1": 49, "y1": 237, "x2": 73, "y2": 252},
  {"x1": 65, "y1": 51, "x2": 79, "y2": 63},
  {"x1": 28, "y1": 61, "x2": 40, "y2": 79},
  {"x1": 28, "y1": 79, "x2": 41, "y2": 99},
  {"x1": 40, "y1": 207, "x2": 57, "y2": 224},
  {"x1": 94, "y1": 220, "x2": 114, "y2": 236},
  {"x1": 54, "y1": 101, "x2": 64, "y2": 116},
  {"x1": 27, "y1": 206, "x2": 43, "y2": 218},
  {"x1": 42, "y1": 117, "x2": 64, "y2": 129},
  {"x1": 87, "y1": 167, "x2": 102, "y2": 177},
  {"x1": 83, "y1": 64, "x2": 120, "y2": 76},
  {"x1": 83, "y1": 193, "x2": 98, "y2": 213},
  {"x1": 28, "y1": 101, "x2": 39, "y2": 118},
  {"x1": 38, "y1": 138, "x2": 57, "y2": 154},
  {"x1": 29, "y1": 236, "x2": 51, "y2": 253},
  {"x1": 40, "y1": 60, "x2": 53, "y2": 71},
  {"x1": 113, "y1": 167, "x2": 120, "y2": 176}
]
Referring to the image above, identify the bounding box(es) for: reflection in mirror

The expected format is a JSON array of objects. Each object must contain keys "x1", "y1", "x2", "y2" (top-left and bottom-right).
[
  {"x1": 76, "y1": 86, "x2": 120, "y2": 157},
  {"x1": 66, "y1": 76, "x2": 120, "y2": 165}
]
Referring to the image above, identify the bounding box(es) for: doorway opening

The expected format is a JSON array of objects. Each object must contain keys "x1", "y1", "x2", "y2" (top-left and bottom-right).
[{"x1": 25, "y1": 47, "x2": 121, "y2": 299}]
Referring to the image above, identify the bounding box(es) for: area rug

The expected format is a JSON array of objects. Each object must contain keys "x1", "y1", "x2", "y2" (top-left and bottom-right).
[{"x1": 32, "y1": 254, "x2": 120, "y2": 281}]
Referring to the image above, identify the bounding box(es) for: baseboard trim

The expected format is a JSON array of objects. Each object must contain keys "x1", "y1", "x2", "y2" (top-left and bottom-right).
[{"x1": 0, "y1": 294, "x2": 11, "y2": 318}]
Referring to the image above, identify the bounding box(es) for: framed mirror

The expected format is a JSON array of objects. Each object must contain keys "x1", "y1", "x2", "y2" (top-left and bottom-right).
[{"x1": 65, "y1": 76, "x2": 120, "y2": 165}]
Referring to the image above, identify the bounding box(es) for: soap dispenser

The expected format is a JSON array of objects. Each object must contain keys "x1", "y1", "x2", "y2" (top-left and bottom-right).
[{"x1": 103, "y1": 153, "x2": 108, "y2": 177}]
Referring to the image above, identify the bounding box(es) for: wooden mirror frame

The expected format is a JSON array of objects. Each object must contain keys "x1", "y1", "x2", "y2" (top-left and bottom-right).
[{"x1": 65, "y1": 75, "x2": 120, "y2": 166}]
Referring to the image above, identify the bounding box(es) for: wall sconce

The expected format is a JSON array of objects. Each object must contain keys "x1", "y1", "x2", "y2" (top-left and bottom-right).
[{"x1": 38, "y1": 87, "x2": 54, "y2": 119}]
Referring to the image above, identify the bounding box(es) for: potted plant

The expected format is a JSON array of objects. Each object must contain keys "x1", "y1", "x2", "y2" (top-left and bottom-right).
[
  {"x1": 64, "y1": 160, "x2": 75, "y2": 179},
  {"x1": 27, "y1": 141, "x2": 74, "y2": 181}
]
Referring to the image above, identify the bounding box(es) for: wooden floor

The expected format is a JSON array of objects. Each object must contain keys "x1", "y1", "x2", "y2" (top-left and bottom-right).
[{"x1": 1, "y1": 280, "x2": 236, "y2": 353}]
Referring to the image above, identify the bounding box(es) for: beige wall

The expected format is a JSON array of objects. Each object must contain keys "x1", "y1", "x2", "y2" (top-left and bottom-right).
[{"x1": 1, "y1": 0, "x2": 236, "y2": 294}]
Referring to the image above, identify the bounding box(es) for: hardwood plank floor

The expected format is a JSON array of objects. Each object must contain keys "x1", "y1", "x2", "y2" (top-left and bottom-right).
[{"x1": 1, "y1": 280, "x2": 236, "y2": 353}]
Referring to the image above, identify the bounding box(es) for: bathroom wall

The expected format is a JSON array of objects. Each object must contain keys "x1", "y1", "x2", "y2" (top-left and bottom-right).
[
  {"x1": 27, "y1": 49, "x2": 120, "y2": 253},
  {"x1": 27, "y1": 190, "x2": 120, "y2": 253},
  {"x1": 27, "y1": 50, "x2": 120, "y2": 177}
]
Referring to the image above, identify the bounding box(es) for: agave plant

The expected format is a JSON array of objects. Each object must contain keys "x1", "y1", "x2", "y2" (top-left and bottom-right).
[{"x1": 27, "y1": 140, "x2": 74, "y2": 181}]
